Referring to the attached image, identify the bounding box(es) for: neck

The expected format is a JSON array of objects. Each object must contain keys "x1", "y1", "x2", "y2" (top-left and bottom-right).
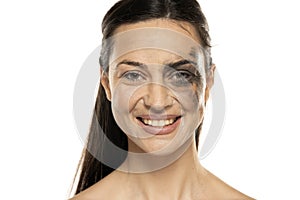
[{"x1": 117, "y1": 139, "x2": 208, "y2": 199}]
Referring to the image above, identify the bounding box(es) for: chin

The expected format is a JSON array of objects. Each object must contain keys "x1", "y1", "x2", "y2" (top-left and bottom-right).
[
  {"x1": 128, "y1": 133, "x2": 192, "y2": 157},
  {"x1": 129, "y1": 136, "x2": 171, "y2": 153}
]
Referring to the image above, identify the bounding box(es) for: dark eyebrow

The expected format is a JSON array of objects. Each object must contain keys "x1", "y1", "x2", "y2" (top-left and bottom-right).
[
  {"x1": 116, "y1": 59, "x2": 197, "y2": 71},
  {"x1": 116, "y1": 60, "x2": 148, "y2": 70},
  {"x1": 165, "y1": 59, "x2": 197, "y2": 69}
]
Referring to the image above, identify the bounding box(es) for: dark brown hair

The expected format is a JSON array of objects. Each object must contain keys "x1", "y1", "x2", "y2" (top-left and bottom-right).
[{"x1": 72, "y1": 0, "x2": 211, "y2": 195}]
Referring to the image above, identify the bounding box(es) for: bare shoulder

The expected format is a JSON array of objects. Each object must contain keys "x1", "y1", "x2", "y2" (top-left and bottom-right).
[
  {"x1": 204, "y1": 170, "x2": 255, "y2": 200},
  {"x1": 69, "y1": 171, "x2": 124, "y2": 200}
]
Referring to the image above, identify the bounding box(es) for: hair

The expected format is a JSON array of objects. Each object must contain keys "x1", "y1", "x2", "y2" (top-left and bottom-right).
[{"x1": 72, "y1": 0, "x2": 212, "y2": 196}]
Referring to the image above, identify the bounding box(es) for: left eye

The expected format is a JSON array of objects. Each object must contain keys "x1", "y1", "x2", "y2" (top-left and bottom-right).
[{"x1": 169, "y1": 71, "x2": 193, "y2": 83}]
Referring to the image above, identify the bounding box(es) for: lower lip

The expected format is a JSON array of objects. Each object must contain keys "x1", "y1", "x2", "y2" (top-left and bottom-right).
[{"x1": 136, "y1": 117, "x2": 181, "y2": 135}]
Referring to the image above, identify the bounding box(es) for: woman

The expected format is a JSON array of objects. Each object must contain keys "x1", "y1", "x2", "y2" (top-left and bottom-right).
[{"x1": 71, "y1": 0, "x2": 254, "y2": 199}]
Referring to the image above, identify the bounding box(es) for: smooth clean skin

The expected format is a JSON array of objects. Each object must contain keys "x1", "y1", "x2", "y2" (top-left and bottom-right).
[{"x1": 71, "y1": 19, "x2": 254, "y2": 200}]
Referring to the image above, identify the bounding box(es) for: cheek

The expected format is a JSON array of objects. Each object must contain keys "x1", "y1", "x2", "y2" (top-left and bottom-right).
[
  {"x1": 110, "y1": 84, "x2": 139, "y2": 138},
  {"x1": 174, "y1": 86, "x2": 204, "y2": 112},
  {"x1": 174, "y1": 85, "x2": 205, "y2": 133},
  {"x1": 111, "y1": 83, "x2": 145, "y2": 113},
  {"x1": 114, "y1": 83, "x2": 159, "y2": 115},
  {"x1": 111, "y1": 84, "x2": 133, "y2": 116}
]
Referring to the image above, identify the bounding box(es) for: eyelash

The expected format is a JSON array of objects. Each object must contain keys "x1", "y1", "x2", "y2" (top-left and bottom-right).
[
  {"x1": 120, "y1": 68, "x2": 199, "y2": 85},
  {"x1": 122, "y1": 71, "x2": 145, "y2": 82},
  {"x1": 170, "y1": 70, "x2": 193, "y2": 80},
  {"x1": 167, "y1": 70, "x2": 196, "y2": 85}
]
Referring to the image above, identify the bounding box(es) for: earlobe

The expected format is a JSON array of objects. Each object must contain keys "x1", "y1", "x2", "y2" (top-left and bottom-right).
[{"x1": 100, "y1": 72, "x2": 112, "y2": 101}]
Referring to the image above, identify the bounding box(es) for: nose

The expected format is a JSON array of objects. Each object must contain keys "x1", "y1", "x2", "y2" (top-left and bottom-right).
[{"x1": 143, "y1": 83, "x2": 173, "y2": 112}]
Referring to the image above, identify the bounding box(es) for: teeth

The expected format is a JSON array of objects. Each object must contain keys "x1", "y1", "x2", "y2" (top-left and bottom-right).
[{"x1": 141, "y1": 118, "x2": 176, "y2": 127}]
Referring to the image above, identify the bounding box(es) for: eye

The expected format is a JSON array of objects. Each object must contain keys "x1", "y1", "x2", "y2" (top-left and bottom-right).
[
  {"x1": 172, "y1": 71, "x2": 192, "y2": 79},
  {"x1": 168, "y1": 70, "x2": 194, "y2": 85},
  {"x1": 122, "y1": 71, "x2": 146, "y2": 82}
]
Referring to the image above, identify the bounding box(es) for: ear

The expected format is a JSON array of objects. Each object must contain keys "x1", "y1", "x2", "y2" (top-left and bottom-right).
[
  {"x1": 100, "y1": 71, "x2": 112, "y2": 101},
  {"x1": 204, "y1": 64, "x2": 216, "y2": 104}
]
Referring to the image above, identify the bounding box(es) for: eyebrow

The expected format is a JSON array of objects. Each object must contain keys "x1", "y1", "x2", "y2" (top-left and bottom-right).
[
  {"x1": 116, "y1": 59, "x2": 197, "y2": 69},
  {"x1": 165, "y1": 59, "x2": 197, "y2": 69},
  {"x1": 116, "y1": 60, "x2": 148, "y2": 70}
]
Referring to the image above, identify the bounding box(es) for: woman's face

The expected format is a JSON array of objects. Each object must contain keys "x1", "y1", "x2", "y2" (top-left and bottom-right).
[{"x1": 102, "y1": 19, "x2": 210, "y2": 155}]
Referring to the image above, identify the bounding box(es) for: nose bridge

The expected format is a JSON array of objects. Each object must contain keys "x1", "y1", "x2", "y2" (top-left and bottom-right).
[{"x1": 144, "y1": 83, "x2": 172, "y2": 109}]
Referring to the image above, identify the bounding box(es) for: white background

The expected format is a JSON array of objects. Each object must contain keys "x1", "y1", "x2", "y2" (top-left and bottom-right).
[{"x1": 1, "y1": 0, "x2": 300, "y2": 199}]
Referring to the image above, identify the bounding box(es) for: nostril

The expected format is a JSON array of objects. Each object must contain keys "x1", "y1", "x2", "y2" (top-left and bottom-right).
[
  {"x1": 143, "y1": 94, "x2": 174, "y2": 109},
  {"x1": 142, "y1": 84, "x2": 174, "y2": 106},
  {"x1": 148, "y1": 105, "x2": 168, "y2": 114}
]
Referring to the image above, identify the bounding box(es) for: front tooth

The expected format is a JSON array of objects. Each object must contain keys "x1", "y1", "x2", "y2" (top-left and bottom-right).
[
  {"x1": 152, "y1": 120, "x2": 158, "y2": 126},
  {"x1": 142, "y1": 118, "x2": 176, "y2": 126},
  {"x1": 158, "y1": 120, "x2": 165, "y2": 126}
]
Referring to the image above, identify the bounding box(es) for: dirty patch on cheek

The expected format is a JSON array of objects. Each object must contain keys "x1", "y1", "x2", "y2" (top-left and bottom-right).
[{"x1": 174, "y1": 86, "x2": 203, "y2": 111}]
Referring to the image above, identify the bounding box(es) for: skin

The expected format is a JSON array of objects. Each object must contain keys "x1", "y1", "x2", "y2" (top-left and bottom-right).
[{"x1": 71, "y1": 19, "x2": 255, "y2": 200}]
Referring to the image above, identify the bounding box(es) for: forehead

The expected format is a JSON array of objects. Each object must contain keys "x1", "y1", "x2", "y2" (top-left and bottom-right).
[
  {"x1": 114, "y1": 19, "x2": 201, "y2": 43},
  {"x1": 108, "y1": 19, "x2": 204, "y2": 66},
  {"x1": 112, "y1": 49, "x2": 185, "y2": 66}
]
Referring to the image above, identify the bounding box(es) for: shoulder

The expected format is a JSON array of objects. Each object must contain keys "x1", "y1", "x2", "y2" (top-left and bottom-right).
[
  {"x1": 69, "y1": 171, "x2": 125, "y2": 200},
  {"x1": 204, "y1": 170, "x2": 255, "y2": 200}
]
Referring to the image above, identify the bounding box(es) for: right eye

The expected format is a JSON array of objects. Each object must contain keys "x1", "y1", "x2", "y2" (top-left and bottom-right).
[{"x1": 122, "y1": 71, "x2": 146, "y2": 82}]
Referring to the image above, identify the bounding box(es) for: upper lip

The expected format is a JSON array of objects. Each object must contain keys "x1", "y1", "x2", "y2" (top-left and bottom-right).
[{"x1": 136, "y1": 115, "x2": 181, "y2": 120}]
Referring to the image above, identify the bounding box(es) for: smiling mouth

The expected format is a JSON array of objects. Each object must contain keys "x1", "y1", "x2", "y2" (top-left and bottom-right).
[{"x1": 136, "y1": 116, "x2": 181, "y2": 127}]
